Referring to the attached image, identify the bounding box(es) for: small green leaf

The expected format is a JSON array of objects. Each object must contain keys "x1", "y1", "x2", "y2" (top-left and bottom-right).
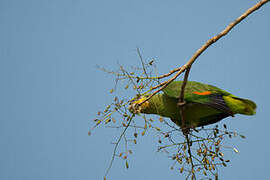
[
  {"x1": 233, "y1": 147, "x2": 239, "y2": 153},
  {"x1": 141, "y1": 130, "x2": 145, "y2": 136},
  {"x1": 155, "y1": 127, "x2": 161, "y2": 131},
  {"x1": 111, "y1": 117, "x2": 116, "y2": 123},
  {"x1": 240, "y1": 135, "x2": 246, "y2": 139},
  {"x1": 159, "y1": 117, "x2": 164, "y2": 123},
  {"x1": 96, "y1": 120, "x2": 101, "y2": 126},
  {"x1": 125, "y1": 161, "x2": 129, "y2": 169},
  {"x1": 105, "y1": 118, "x2": 111, "y2": 124},
  {"x1": 180, "y1": 166, "x2": 184, "y2": 173}
]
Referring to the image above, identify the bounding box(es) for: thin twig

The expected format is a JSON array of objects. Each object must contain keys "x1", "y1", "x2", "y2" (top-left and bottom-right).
[
  {"x1": 105, "y1": 114, "x2": 135, "y2": 177},
  {"x1": 185, "y1": 134, "x2": 195, "y2": 179},
  {"x1": 158, "y1": 135, "x2": 225, "y2": 149},
  {"x1": 137, "y1": 48, "x2": 149, "y2": 78}
]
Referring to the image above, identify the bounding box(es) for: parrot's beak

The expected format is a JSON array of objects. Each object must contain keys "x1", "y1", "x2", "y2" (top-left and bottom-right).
[
  {"x1": 128, "y1": 103, "x2": 136, "y2": 114},
  {"x1": 128, "y1": 96, "x2": 149, "y2": 114},
  {"x1": 128, "y1": 101, "x2": 141, "y2": 114}
]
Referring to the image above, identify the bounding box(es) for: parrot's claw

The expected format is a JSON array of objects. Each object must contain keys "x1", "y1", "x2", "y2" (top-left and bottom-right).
[{"x1": 177, "y1": 101, "x2": 186, "y2": 107}]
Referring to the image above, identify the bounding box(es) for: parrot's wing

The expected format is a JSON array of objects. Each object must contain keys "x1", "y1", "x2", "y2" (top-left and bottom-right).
[
  {"x1": 163, "y1": 81, "x2": 233, "y2": 115},
  {"x1": 163, "y1": 81, "x2": 230, "y2": 98},
  {"x1": 202, "y1": 94, "x2": 234, "y2": 116},
  {"x1": 162, "y1": 81, "x2": 184, "y2": 98}
]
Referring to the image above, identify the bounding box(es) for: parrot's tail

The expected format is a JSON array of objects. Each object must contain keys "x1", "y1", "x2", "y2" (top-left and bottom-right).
[
  {"x1": 238, "y1": 98, "x2": 257, "y2": 115},
  {"x1": 223, "y1": 96, "x2": 256, "y2": 115}
]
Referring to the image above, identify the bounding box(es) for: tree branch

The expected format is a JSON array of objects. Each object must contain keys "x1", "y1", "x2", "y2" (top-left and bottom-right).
[
  {"x1": 139, "y1": 0, "x2": 269, "y2": 106},
  {"x1": 178, "y1": 66, "x2": 191, "y2": 134}
]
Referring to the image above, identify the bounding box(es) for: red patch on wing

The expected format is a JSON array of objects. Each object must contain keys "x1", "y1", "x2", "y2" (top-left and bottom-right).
[{"x1": 192, "y1": 91, "x2": 212, "y2": 95}]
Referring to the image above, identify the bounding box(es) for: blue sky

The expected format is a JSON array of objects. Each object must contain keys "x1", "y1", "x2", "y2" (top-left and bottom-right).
[{"x1": 0, "y1": 0, "x2": 269, "y2": 179}]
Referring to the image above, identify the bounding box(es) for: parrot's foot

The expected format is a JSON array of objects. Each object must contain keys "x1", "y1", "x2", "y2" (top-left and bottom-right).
[
  {"x1": 181, "y1": 125, "x2": 190, "y2": 135},
  {"x1": 181, "y1": 125, "x2": 198, "y2": 135},
  {"x1": 177, "y1": 101, "x2": 186, "y2": 107},
  {"x1": 182, "y1": 128, "x2": 190, "y2": 135}
]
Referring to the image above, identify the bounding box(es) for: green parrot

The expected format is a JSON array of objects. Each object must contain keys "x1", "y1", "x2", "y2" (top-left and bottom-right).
[{"x1": 129, "y1": 81, "x2": 256, "y2": 128}]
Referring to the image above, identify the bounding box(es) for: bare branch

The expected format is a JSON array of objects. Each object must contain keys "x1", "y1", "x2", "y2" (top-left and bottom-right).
[
  {"x1": 139, "y1": 0, "x2": 269, "y2": 106},
  {"x1": 178, "y1": 66, "x2": 191, "y2": 134},
  {"x1": 179, "y1": 67, "x2": 191, "y2": 105}
]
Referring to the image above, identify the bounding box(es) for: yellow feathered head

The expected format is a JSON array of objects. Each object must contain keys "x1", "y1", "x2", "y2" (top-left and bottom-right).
[{"x1": 128, "y1": 95, "x2": 150, "y2": 114}]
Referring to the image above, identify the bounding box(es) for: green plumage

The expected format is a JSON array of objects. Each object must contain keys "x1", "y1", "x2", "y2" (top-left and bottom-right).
[{"x1": 130, "y1": 81, "x2": 256, "y2": 128}]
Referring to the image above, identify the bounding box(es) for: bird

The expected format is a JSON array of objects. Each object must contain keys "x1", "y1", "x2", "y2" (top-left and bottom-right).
[{"x1": 129, "y1": 81, "x2": 256, "y2": 128}]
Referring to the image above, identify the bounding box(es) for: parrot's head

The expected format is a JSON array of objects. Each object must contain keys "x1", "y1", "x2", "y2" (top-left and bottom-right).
[{"x1": 128, "y1": 95, "x2": 150, "y2": 114}]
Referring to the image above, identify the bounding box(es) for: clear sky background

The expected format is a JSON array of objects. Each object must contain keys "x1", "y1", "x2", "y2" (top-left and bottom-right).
[{"x1": 0, "y1": 0, "x2": 269, "y2": 180}]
